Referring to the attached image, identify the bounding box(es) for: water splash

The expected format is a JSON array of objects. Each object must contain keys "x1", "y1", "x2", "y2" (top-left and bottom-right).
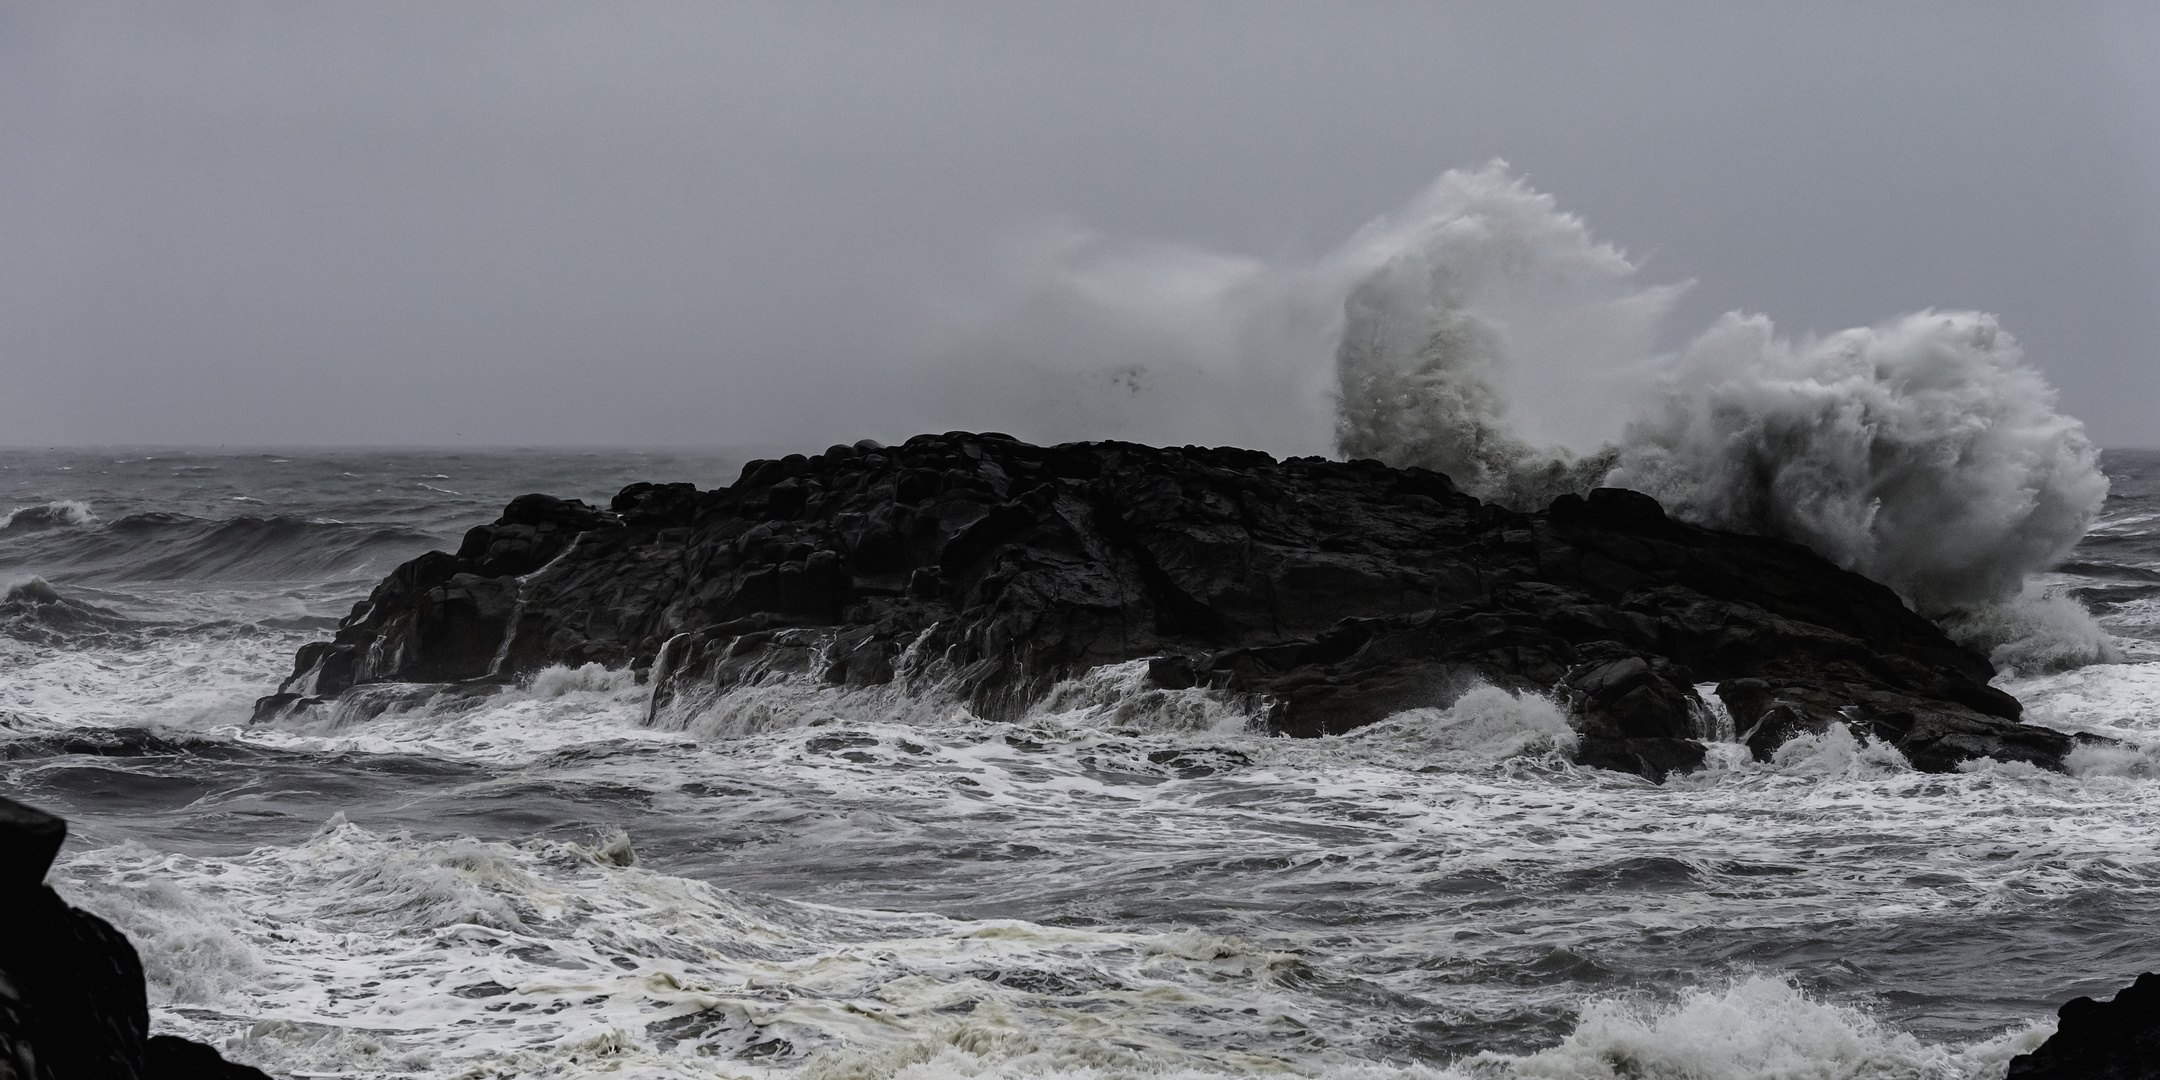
[
  {"x1": 1610, "y1": 311, "x2": 2107, "y2": 612},
  {"x1": 936, "y1": 161, "x2": 2109, "y2": 654}
]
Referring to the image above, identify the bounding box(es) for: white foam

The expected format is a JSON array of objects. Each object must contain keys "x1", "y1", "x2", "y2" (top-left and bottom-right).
[
  {"x1": 2002, "y1": 659, "x2": 2160, "y2": 737},
  {"x1": 1471, "y1": 976, "x2": 2050, "y2": 1080},
  {"x1": 57, "y1": 817, "x2": 2076, "y2": 1079},
  {"x1": 528, "y1": 661, "x2": 644, "y2": 699},
  {"x1": 1024, "y1": 659, "x2": 1259, "y2": 736},
  {"x1": 0, "y1": 616, "x2": 309, "y2": 734},
  {"x1": 1350, "y1": 685, "x2": 1578, "y2": 765},
  {"x1": 54, "y1": 844, "x2": 265, "y2": 1007},
  {"x1": 1938, "y1": 586, "x2": 2120, "y2": 678},
  {"x1": 659, "y1": 676, "x2": 977, "y2": 742},
  {"x1": 54, "y1": 820, "x2": 1455, "y2": 1078},
  {"x1": 1767, "y1": 725, "x2": 1913, "y2": 777},
  {"x1": 36, "y1": 648, "x2": 2160, "y2": 1079},
  {"x1": 248, "y1": 664, "x2": 675, "y2": 766}
]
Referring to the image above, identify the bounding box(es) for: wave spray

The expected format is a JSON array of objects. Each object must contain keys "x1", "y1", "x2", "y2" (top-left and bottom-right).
[{"x1": 937, "y1": 162, "x2": 2110, "y2": 665}]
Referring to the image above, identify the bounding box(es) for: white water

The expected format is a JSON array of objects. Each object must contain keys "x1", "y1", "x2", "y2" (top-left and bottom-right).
[
  {"x1": 930, "y1": 163, "x2": 2107, "y2": 637},
  {"x1": 12, "y1": 624, "x2": 2160, "y2": 1077}
]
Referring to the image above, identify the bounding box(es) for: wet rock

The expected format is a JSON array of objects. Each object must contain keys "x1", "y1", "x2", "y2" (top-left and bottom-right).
[
  {"x1": 2008, "y1": 972, "x2": 2160, "y2": 1080},
  {"x1": 277, "y1": 435, "x2": 2069, "y2": 780},
  {"x1": 0, "y1": 799, "x2": 65, "y2": 890},
  {"x1": 0, "y1": 795, "x2": 274, "y2": 1079},
  {"x1": 145, "y1": 1034, "x2": 274, "y2": 1079},
  {"x1": 248, "y1": 692, "x2": 321, "y2": 725},
  {"x1": 1574, "y1": 738, "x2": 1707, "y2": 783},
  {"x1": 610, "y1": 482, "x2": 699, "y2": 527}
]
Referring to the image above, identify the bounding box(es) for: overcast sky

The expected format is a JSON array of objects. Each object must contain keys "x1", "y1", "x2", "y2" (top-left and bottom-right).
[{"x1": 3, "y1": 2, "x2": 2157, "y2": 449}]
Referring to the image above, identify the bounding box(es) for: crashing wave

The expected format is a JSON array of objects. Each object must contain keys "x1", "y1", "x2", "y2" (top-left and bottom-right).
[
  {"x1": 1607, "y1": 311, "x2": 2106, "y2": 613},
  {"x1": 1326, "y1": 165, "x2": 2106, "y2": 619},
  {"x1": 941, "y1": 161, "x2": 2113, "y2": 666},
  {"x1": 1350, "y1": 684, "x2": 1579, "y2": 765},
  {"x1": 0, "y1": 500, "x2": 99, "y2": 532}
]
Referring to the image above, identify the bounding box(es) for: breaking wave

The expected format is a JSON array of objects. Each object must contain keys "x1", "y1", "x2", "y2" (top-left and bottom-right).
[
  {"x1": 1470, "y1": 976, "x2": 2048, "y2": 1080},
  {"x1": 1, "y1": 500, "x2": 99, "y2": 532},
  {"x1": 1351, "y1": 685, "x2": 1579, "y2": 765},
  {"x1": 1607, "y1": 311, "x2": 2107, "y2": 612},
  {"x1": 1328, "y1": 164, "x2": 2105, "y2": 616},
  {"x1": 945, "y1": 161, "x2": 2109, "y2": 656}
]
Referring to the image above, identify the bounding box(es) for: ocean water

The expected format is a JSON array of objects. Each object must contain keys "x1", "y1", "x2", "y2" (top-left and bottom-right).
[{"x1": 6, "y1": 446, "x2": 2160, "y2": 1080}]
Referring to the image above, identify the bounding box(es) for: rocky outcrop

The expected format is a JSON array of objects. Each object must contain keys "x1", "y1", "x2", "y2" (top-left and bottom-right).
[
  {"x1": 267, "y1": 433, "x2": 2073, "y2": 779},
  {"x1": 0, "y1": 796, "x2": 271, "y2": 1080},
  {"x1": 2008, "y1": 973, "x2": 2160, "y2": 1079}
]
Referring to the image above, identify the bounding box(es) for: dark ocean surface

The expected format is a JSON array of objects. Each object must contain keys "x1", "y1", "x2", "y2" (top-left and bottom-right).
[{"x1": 6, "y1": 446, "x2": 2160, "y2": 1079}]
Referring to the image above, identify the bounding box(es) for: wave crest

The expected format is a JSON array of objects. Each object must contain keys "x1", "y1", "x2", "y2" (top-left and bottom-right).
[{"x1": 1, "y1": 500, "x2": 99, "y2": 532}]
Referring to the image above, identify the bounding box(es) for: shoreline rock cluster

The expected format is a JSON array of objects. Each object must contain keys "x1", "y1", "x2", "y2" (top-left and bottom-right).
[
  {"x1": 263, "y1": 433, "x2": 2077, "y2": 779},
  {"x1": 0, "y1": 796, "x2": 269, "y2": 1079}
]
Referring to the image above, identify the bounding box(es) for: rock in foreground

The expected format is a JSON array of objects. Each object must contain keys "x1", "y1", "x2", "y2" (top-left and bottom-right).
[
  {"x1": 270, "y1": 434, "x2": 2071, "y2": 778},
  {"x1": 2008, "y1": 973, "x2": 2160, "y2": 1080},
  {"x1": 0, "y1": 795, "x2": 272, "y2": 1079}
]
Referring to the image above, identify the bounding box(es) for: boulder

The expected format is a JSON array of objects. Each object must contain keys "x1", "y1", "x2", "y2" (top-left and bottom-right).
[
  {"x1": 2008, "y1": 973, "x2": 2160, "y2": 1080},
  {"x1": 265, "y1": 435, "x2": 2072, "y2": 779}
]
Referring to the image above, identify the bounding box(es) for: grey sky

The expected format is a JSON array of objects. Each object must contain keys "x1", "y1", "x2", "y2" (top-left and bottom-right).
[{"x1": 3, "y1": 2, "x2": 2156, "y2": 449}]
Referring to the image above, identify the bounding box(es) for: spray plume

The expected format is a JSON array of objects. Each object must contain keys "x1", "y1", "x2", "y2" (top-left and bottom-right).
[{"x1": 925, "y1": 162, "x2": 2109, "y2": 661}]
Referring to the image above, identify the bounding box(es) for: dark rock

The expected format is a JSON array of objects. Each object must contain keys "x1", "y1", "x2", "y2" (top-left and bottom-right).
[
  {"x1": 2008, "y1": 972, "x2": 2160, "y2": 1080},
  {"x1": 248, "y1": 692, "x2": 312, "y2": 725},
  {"x1": 610, "y1": 482, "x2": 700, "y2": 527},
  {"x1": 0, "y1": 795, "x2": 273, "y2": 1079},
  {"x1": 283, "y1": 641, "x2": 358, "y2": 699},
  {"x1": 145, "y1": 1034, "x2": 274, "y2": 1079},
  {"x1": 1575, "y1": 737, "x2": 1708, "y2": 783},
  {"x1": 0, "y1": 798, "x2": 65, "y2": 890},
  {"x1": 1147, "y1": 655, "x2": 1199, "y2": 690},
  {"x1": 273, "y1": 435, "x2": 2072, "y2": 780}
]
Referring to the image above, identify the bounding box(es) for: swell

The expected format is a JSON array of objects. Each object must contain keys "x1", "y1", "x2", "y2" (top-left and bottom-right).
[{"x1": 0, "y1": 511, "x2": 438, "y2": 585}]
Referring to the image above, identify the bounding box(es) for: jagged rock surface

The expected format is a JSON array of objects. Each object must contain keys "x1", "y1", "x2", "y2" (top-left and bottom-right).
[
  {"x1": 0, "y1": 796, "x2": 272, "y2": 1080},
  {"x1": 2008, "y1": 972, "x2": 2160, "y2": 1080},
  {"x1": 269, "y1": 433, "x2": 2071, "y2": 779}
]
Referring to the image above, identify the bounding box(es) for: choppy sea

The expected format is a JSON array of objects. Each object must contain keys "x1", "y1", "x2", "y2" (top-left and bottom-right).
[{"x1": 5, "y1": 446, "x2": 2160, "y2": 1080}]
